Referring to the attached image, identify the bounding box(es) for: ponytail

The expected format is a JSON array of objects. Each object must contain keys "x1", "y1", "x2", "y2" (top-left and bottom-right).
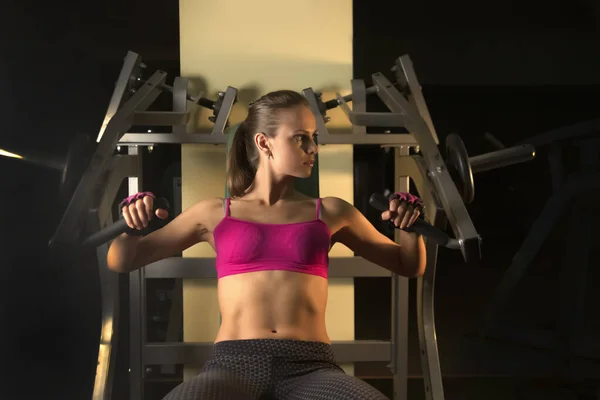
[{"x1": 227, "y1": 122, "x2": 256, "y2": 197}]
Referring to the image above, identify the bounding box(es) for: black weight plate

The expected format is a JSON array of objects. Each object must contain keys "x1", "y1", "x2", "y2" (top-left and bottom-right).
[
  {"x1": 445, "y1": 133, "x2": 475, "y2": 204},
  {"x1": 60, "y1": 133, "x2": 95, "y2": 203}
]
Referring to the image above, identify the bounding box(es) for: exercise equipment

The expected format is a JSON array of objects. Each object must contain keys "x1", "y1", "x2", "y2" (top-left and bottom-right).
[
  {"x1": 53, "y1": 51, "x2": 540, "y2": 400},
  {"x1": 369, "y1": 192, "x2": 461, "y2": 250},
  {"x1": 129, "y1": 65, "x2": 229, "y2": 126},
  {"x1": 81, "y1": 197, "x2": 171, "y2": 247},
  {"x1": 480, "y1": 124, "x2": 600, "y2": 381},
  {"x1": 48, "y1": 52, "x2": 236, "y2": 251}
]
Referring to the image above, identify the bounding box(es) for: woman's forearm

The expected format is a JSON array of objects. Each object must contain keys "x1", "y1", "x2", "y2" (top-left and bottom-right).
[
  {"x1": 106, "y1": 233, "x2": 142, "y2": 273},
  {"x1": 398, "y1": 231, "x2": 427, "y2": 277}
]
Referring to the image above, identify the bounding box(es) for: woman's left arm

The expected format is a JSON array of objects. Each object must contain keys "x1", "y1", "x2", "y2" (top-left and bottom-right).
[{"x1": 324, "y1": 196, "x2": 427, "y2": 278}]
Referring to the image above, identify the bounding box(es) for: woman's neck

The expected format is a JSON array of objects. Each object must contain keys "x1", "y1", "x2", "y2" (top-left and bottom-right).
[{"x1": 243, "y1": 166, "x2": 296, "y2": 205}]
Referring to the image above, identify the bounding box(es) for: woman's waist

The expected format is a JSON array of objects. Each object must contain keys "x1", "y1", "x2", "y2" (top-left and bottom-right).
[
  {"x1": 216, "y1": 312, "x2": 329, "y2": 342},
  {"x1": 211, "y1": 337, "x2": 335, "y2": 361}
]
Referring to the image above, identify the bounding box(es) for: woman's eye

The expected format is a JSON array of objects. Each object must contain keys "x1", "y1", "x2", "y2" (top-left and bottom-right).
[{"x1": 294, "y1": 134, "x2": 318, "y2": 143}]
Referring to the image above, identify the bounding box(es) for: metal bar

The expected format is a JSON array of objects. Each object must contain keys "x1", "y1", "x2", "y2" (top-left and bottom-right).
[
  {"x1": 469, "y1": 144, "x2": 536, "y2": 174},
  {"x1": 160, "y1": 279, "x2": 183, "y2": 375},
  {"x1": 482, "y1": 173, "x2": 600, "y2": 331},
  {"x1": 393, "y1": 55, "x2": 439, "y2": 145},
  {"x1": 104, "y1": 71, "x2": 168, "y2": 142},
  {"x1": 128, "y1": 146, "x2": 143, "y2": 400},
  {"x1": 145, "y1": 340, "x2": 391, "y2": 365},
  {"x1": 120, "y1": 132, "x2": 227, "y2": 145},
  {"x1": 211, "y1": 87, "x2": 237, "y2": 135},
  {"x1": 96, "y1": 154, "x2": 139, "y2": 226},
  {"x1": 50, "y1": 71, "x2": 166, "y2": 247},
  {"x1": 418, "y1": 206, "x2": 446, "y2": 400},
  {"x1": 119, "y1": 132, "x2": 418, "y2": 146},
  {"x1": 172, "y1": 77, "x2": 190, "y2": 141},
  {"x1": 336, "y1": 82, "x2": 407, "y2": 128},
  {"x1": 394, "y1": 150, "x2": 446, "y2": 399},
  {"x1": 97, "y1": 51, "x2": 142, "y2": 143},
  {"x1": 350, "y1": 80, "x2": 367, "y2": 135},
  {"x1": 518, "y1": 118, "x2": 600, "y2": 147},
  {"x1": 143, "y1": 256, "x2": 391, "y2": 278},
  {"x1": 132, "y1": 111, "x2": 189, "y2": 126},
  {"x1": 391, "y1": 146, "x2": 410, "y2": 400},
  {"x1": 372, "y1": 73, "x2": 480, "y2": 260},
  {"x1": 90, "y1": 154, "x2": 138, "y2": 398},
  {"x1": 90, "y1": 212, "x2": 119, "y2": 400},
  {"x1": 303, "y1": 88, "x2": 332, "y2": 140},
  {"x1": 337, "y1": 99, "x2": 408, "y2": 127}
]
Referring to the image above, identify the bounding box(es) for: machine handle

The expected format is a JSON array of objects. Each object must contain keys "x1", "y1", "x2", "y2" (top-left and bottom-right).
[
  {"x1": 81, "y1": 197, "x2": 170, "y2": 247},
  {"x1": 369, "y1": 193, "x2": 461, "y2": 250}
]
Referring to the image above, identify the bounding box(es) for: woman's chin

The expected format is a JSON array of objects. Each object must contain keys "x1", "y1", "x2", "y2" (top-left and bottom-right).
[{"x1": 293, "y1": 168, "x2": 313, "y2": 179}]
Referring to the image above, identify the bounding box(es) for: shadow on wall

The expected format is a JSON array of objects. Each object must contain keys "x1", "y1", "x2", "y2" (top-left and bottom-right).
[{"x1": 178, "y1": 54, "x2": 352, "y2": 131}]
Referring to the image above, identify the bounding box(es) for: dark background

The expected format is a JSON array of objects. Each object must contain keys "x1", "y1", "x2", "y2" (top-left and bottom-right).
[{"x1": 1, "y1": 0, "x2": 599, "y2": 399}]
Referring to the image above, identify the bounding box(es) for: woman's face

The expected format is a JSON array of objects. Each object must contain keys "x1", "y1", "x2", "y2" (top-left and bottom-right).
[{"x1": 267, "y1": 105, "x2": 319, "y2": 178}]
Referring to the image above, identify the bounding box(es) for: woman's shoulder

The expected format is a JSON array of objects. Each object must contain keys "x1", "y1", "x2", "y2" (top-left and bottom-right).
[
  {"x1": 320, "y1": 196, "x2": 355, "y2": 216},
  {"x1": 185, "y1": 197, "x2": 227, "y2": 216}
]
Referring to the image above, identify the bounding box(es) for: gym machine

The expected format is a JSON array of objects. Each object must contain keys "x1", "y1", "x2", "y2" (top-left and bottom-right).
[
  {"x1": 480, "y1": 119, "x2": 600, "y2": 381},
  {"x1": 44, "y1": 51, "x2": 536, "y2": 400}
]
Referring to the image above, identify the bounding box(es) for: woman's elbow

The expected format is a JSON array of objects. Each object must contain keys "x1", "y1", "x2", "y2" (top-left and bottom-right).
[
  {"x1": 397, "y1": 249, "x2": 426, "y2": 278},
  {"x1": 412, "y1": 260, "x2": 426, "y2": 278}
]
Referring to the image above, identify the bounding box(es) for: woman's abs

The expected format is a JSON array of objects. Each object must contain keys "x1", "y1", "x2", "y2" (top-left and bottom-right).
[{"x1": 214, "y1": 270, "x2": 330, "y2": 343}]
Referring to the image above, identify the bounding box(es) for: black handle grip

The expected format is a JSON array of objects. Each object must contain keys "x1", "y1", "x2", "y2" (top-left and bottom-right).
[
  {"x1": 369, "y1": 193, "x2": 459, "y2": 249},
  {"x1": 81, "y1": 197, "x2": 170, "y2": 247}
]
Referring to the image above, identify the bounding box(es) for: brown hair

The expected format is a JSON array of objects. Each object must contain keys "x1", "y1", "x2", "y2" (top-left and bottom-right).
[{"x1": 227, "y1": 90, "x2": 309, "y2": 197}]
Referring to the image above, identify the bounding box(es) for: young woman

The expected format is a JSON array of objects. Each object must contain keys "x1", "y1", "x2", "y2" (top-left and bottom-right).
[{"x1": 107, "y1": 90, "x2": 427, "y2": 400}]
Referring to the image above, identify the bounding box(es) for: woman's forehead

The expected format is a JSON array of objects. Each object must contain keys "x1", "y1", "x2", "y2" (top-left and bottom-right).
[{"x1": 278, "y1": 107, "x2": 316, "y2": 131}]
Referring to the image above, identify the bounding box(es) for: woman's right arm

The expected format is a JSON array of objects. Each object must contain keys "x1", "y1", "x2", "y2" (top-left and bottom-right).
[{"x1": 106, "y1": 199, "x2": 212, "y2": 273}]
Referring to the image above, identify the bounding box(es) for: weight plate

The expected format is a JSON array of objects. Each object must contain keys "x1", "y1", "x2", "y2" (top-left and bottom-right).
[{"x1": 445, "y1": 133, "x2": 475, "y2": 204}]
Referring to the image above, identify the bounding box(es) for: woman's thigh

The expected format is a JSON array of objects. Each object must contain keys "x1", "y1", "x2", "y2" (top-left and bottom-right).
[
  {"x1": 161, "y1": 368, "x2": 262, "y2": 400},
  {"x1": 278, "y1": 368, "x2": 389, "y2": 400}
]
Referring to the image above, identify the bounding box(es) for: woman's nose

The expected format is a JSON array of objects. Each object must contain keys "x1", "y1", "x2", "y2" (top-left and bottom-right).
[{"x1": 306, "y1": 140, "x2": 318, "y2": 154}]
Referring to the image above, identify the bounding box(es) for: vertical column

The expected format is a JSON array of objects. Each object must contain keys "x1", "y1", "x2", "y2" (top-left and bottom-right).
[
  {"x1": 128, "y1": 145, "x2": 144, "y2": 399},
  {"x1": 318, "y1": 144, "x2": 356, "y2": 376},
  {"x1": 392, "y1": 146, "x2": 410, "y2": 400},
  {"x1": 179, "y1": 0, "x2": 354, "y2": 378}
]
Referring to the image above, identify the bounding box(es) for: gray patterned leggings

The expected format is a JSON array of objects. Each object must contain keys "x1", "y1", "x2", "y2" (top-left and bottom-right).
[{"x1": 162, "y1": 339, "x2": 389, "y2": 400}]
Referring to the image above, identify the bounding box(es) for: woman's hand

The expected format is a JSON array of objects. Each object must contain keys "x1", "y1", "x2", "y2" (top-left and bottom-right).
[
  {"x1": 120, "y1": 192, "x2": 169, "y2": 232},
  {"x1": 380, "y1": 192, "x2": 423, "y2": 229}
]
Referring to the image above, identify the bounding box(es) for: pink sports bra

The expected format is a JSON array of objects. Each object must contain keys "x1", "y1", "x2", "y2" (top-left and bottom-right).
[{"x1": 213, "y1": 198, "x2": 331, "y2": 279}]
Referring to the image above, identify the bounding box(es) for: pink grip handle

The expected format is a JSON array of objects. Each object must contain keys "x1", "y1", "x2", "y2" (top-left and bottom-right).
[{"x1": 119, "y1": 191, "x2": 155, "y2": 208}]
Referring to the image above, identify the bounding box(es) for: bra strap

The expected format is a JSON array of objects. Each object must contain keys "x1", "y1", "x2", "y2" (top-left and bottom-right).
[
  {"x1": 223, "y1": 197, "x2": 231, "y2": 216},
  {"x1": 316, "y1": 198, "x2": 322, "y2": 219}
]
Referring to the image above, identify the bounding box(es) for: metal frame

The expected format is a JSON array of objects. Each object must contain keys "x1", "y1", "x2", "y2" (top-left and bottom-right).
[
  {"x1": 50, "y1": 70, "x2": 167, "y2": 247},
  {"x1": 390, "y1": 146, "x2": 411, "y2": 400},
  {"x1": 481, "y1": 136, "x2": 600, "y2": 370},
  {"x1": 56, "y1": 51, "x2": 483, "y2": 400},
  {"x1": 87, "y1": 154, "x2": 140, "y2": 399},
  {"x1": 370, "y1": 72, "x2": 480, "y2": 261}
]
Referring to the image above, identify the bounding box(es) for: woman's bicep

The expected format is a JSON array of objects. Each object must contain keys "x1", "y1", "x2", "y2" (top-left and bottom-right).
[{"x1": 133, "y1": 201, "x2": 209, "y2": 268}]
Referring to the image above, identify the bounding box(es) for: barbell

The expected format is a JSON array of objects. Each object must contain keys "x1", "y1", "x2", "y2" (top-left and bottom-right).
[
  {"x1": 443, "y1": 133, "x2": 536, "y2": 204},
  {"x1": 369, "y1": 134, "x2": 535, "y2": 259}
]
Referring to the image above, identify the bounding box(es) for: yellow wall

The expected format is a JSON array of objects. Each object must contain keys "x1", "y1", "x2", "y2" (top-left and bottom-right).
[{"x1": 179, "y1": 0, "x2": 355, "y2": 378}]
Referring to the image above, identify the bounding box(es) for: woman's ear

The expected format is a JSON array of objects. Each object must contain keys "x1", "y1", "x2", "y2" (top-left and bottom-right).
[{"x1": 254, "y1": 132, "x2": 271, "y2": 156}]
